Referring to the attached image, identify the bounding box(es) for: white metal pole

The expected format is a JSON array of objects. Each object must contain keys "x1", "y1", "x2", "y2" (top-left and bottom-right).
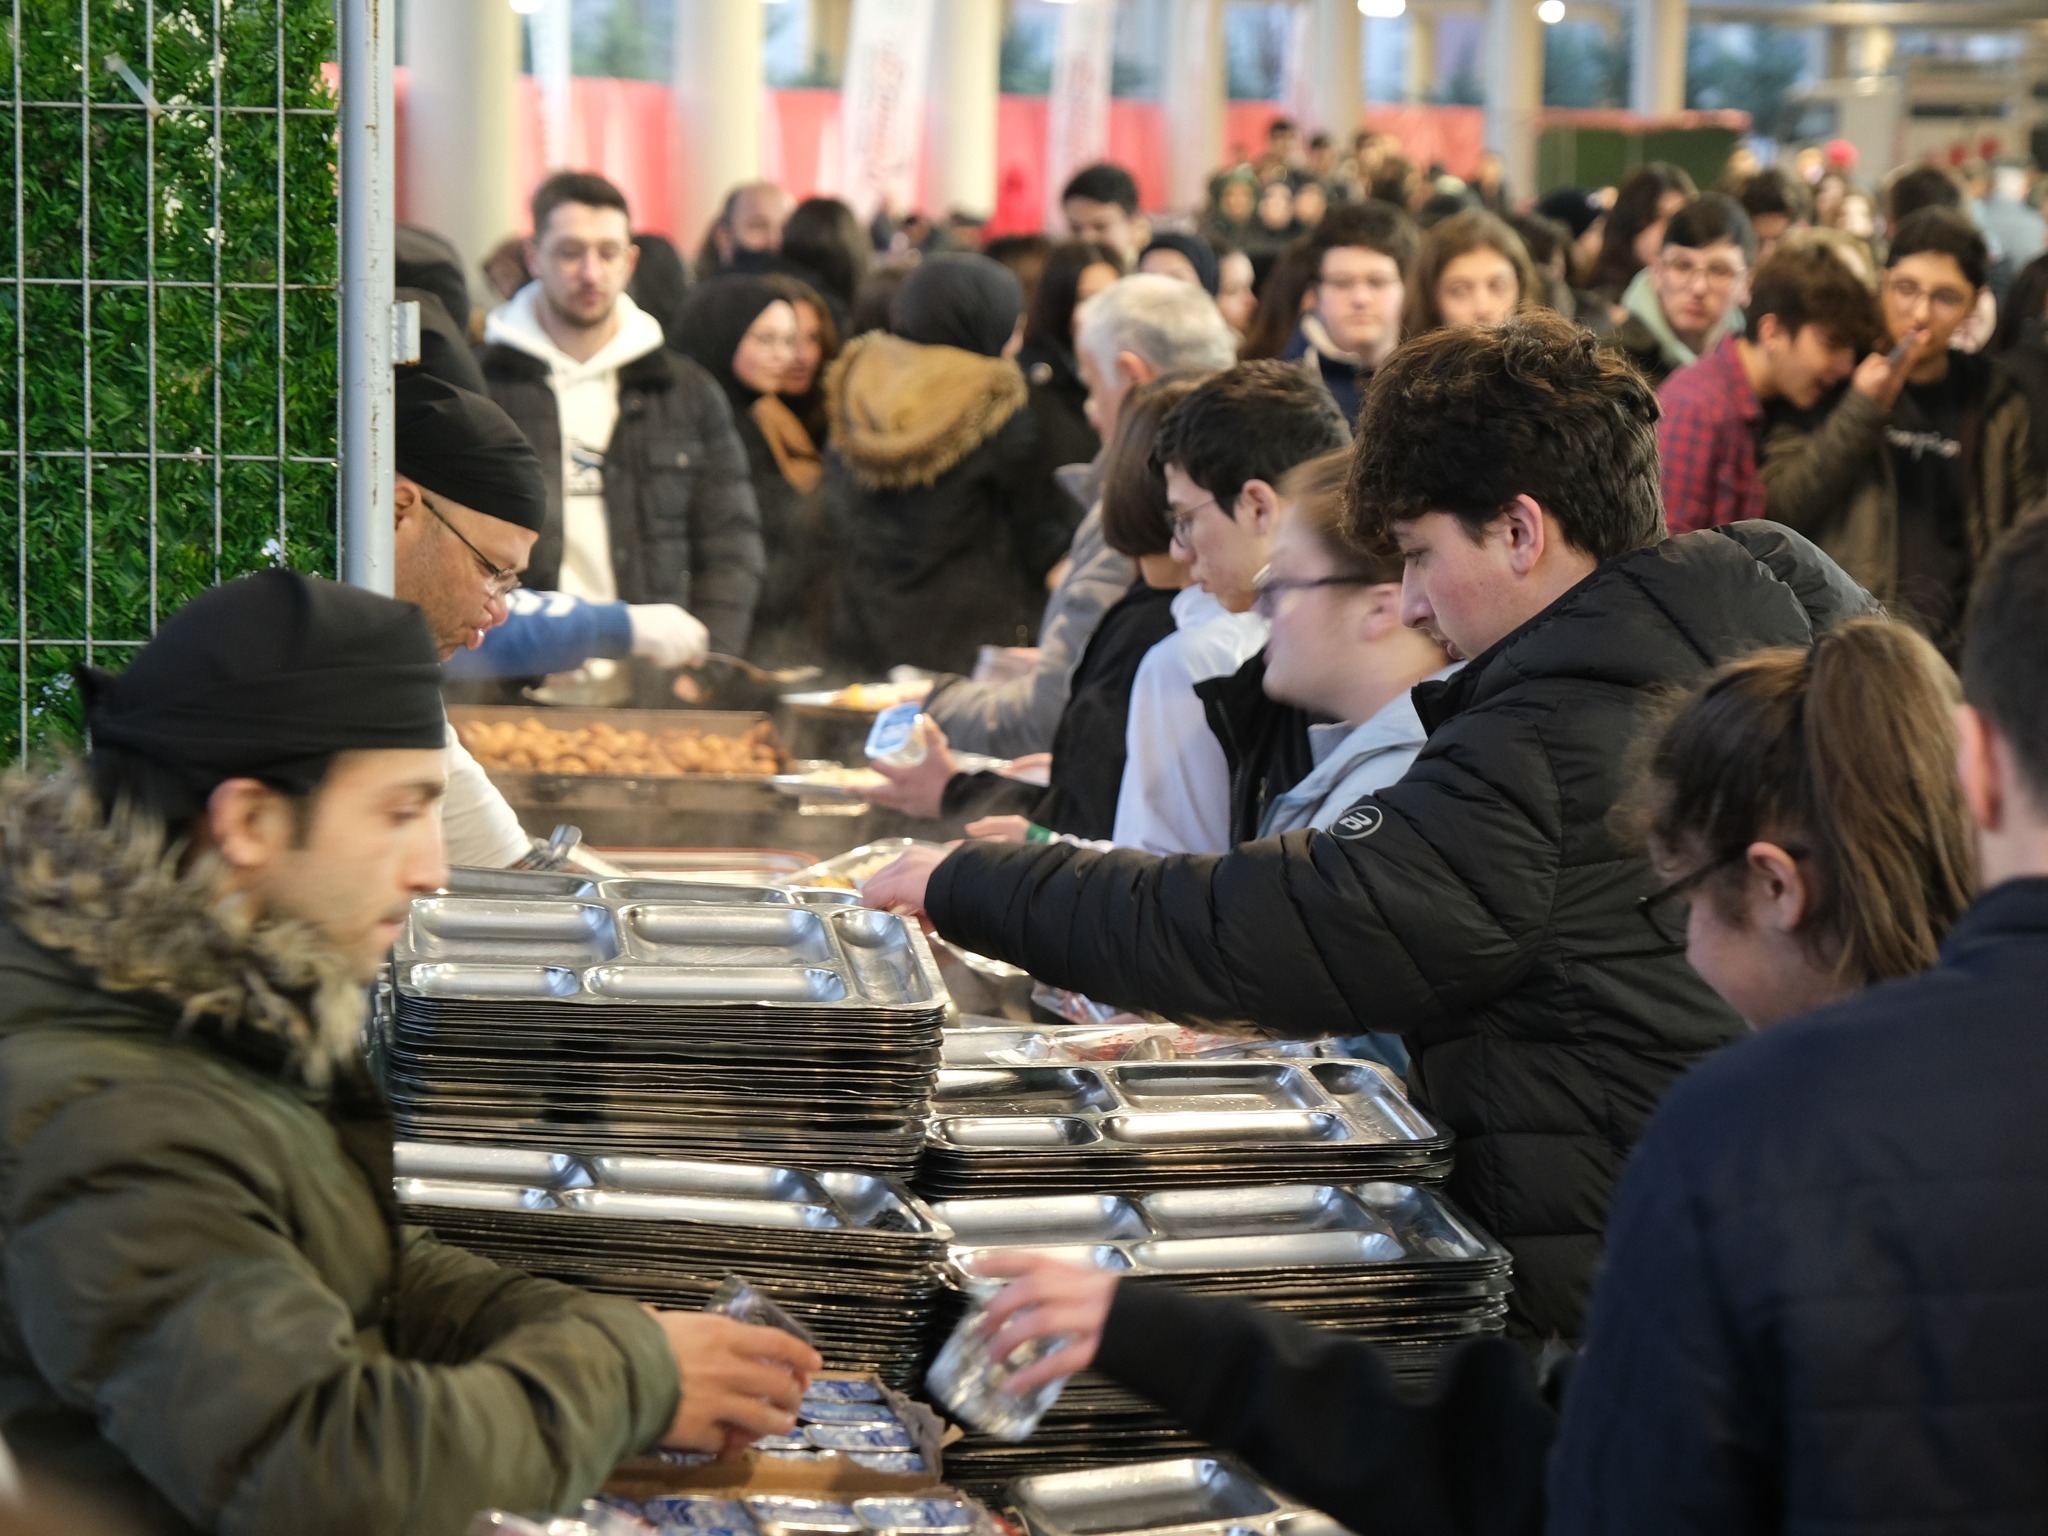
[
  {"x1": 535, "y1": 0, "x2": 575, "y2": 171},
  {"x1": 340, "y1": 0, "x2": 396, "y2": 596}
]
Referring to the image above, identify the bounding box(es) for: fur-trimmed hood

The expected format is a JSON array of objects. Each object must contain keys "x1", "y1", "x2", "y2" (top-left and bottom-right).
[
  {"x1": 824, "y1": 332, "x2": 1029, "y2": 491},
  {"x1": 0, "y1": 766, "x2": 370, "y2": 1087}
]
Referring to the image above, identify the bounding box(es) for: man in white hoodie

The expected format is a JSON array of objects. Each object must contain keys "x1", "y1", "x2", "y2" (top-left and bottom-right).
[{"x1": 479, "y1": 172, "x2": 764, "y2": 657}]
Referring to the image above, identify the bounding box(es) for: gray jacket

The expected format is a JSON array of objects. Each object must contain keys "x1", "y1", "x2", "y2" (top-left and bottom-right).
[{"x1": 923, "y1": 460, "x2": 1134, "y2": 758}]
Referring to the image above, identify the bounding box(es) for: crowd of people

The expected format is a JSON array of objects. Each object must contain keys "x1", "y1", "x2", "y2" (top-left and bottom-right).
[{"x1": 1, "y1": 120, "x2": 2048, "y2": 1535}]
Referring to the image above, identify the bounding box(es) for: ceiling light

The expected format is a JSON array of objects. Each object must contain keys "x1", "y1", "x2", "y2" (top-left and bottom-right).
[
  {"x1": 1537, "y1": 0, "x2": 1566, "y2": 21},
  {"x1": 1358, "y1": 0, "x2": 1407, "y2": 17}
]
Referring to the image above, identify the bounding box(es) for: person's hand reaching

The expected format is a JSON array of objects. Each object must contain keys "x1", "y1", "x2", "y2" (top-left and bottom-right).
[
  {"x1": 862, "y1": 718, "x2": 959, "y2": 819},
  {"x1": 964, "y1": 815, "x2": 1032, "y2": 843},
  {"x1": 860, "y1": 842, "x2": 955, "y2": 918},
  {"x1": 971, "y1": 1252, "x2": 1120, "y2": 1395},
  {"x1": 627, "y1": 604, "x2": 712, "y2": 670},
  {"x1": 646, "y1": 1309, "x2": 822, "y2": 1453}
]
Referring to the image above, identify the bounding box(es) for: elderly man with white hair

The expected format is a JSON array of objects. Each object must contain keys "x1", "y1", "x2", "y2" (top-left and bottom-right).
[{"x1": 925, "y1": 275, "x2": 1240, "y2": 758}]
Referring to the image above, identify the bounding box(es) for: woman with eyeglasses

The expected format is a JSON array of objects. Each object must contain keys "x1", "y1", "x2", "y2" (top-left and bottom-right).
[{"x1": 958, "y1": 610, "x2": 1976, "y2": 1536}]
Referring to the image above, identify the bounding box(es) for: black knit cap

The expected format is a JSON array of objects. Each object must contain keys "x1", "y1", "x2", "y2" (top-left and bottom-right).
[
  {"x1": 394, "y1": 368, "x2": 549, "y2": 533},
  {"x1": 79, "y1": 569, "x2": 447, "y2": 818}
]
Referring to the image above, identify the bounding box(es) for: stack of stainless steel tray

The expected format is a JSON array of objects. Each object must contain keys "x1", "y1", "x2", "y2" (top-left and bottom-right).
[
  {"x1": 1007, "y1": 1457, "x2": 1354, "y2": 1536},
  {"x1": 394, "y1": 1142, "x2": 951, "y2": 1385},
  {"x1": 916, "y1": 1062, "x2": 1453, "y2": 1199},
  {"x1": 383, "y1": 882, "x2": 948, "y2": 1174},
  {"x1": 928, "y1": 1181, "x2": 1510, "y2": 1489}
]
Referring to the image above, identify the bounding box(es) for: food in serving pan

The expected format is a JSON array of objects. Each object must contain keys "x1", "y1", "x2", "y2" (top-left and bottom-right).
[
  {"x1": 455, "y1": 716, "x2": 788, "y2": 777},
  {"x1": 793, "y1": 679, "x2": 931, "y2": 712}
]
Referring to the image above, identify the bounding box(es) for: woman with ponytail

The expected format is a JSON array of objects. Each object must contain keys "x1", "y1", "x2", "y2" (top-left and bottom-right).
[{"x1": 1630, "y1": 615, "x2": 1975, "y2": 1025}]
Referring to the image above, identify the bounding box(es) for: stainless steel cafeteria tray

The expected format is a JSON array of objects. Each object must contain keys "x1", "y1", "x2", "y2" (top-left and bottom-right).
[
  {"x1": 393, "y1": 890, "x2": 943, "y2": 1010},
  {"x1": 928, "y1": 1061, "x2": 1442, "y2": 1151},
  {"x1": 1008, "y1": 1457, "x2": 1355, "y2": 1536},
  {"x1": 393, "y1": 1141, "x2": 944, "y2": 1236},
  {"x1": 937, "y1": 1181, "x2": 1502, "y2": 1278}
]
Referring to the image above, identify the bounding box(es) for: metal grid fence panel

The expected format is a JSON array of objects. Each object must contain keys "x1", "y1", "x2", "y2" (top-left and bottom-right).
[{"x1": 1, "y1": 0, "x2": 340, "y2": 762}]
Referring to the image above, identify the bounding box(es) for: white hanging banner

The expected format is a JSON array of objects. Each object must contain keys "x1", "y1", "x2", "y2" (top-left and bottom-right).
[
  {"x1": 836, "y1": 0, "x2": 936, "y2": 222},
  {"x1": 1044, "y1": 0, "x2": 1118, "y2": 230}
]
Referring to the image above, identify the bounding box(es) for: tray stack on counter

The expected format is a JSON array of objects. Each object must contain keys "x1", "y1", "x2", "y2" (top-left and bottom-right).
[
  {"x1": 915, "y1": 1060, "x2": 1454, "y2": 1199},
  {"x1": 1008, "y1": 1456, "x2": 1355, "y2": 1536},
  {"x1": 394, "y1": 1143, "x2": 951, "y2": 1385},
  {"x1": 382, "y1": 877, "x2": 947, "y2": 1174},
  {"x1": 928, "y1": 1180, "x2": 1512, "y2": 1489}
]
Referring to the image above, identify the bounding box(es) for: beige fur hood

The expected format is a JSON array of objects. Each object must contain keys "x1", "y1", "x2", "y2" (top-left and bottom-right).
[
  {"x1": 0, "y1": 766, "x2": 370, "y2": 1086},
  {"x1": 823, "y1": 331, "x2": 1030, "y2": 491}
]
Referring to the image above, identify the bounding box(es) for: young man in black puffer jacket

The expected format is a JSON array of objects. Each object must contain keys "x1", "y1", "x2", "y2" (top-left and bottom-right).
[{"x1": 865, "y1": 309, "x2": 1878, "y2": 1344}]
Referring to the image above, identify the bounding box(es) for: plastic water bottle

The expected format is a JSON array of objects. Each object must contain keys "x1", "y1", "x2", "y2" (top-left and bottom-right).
[{"x1": 924, "y1": 1283, "x2": 1072, "y2": 1442}]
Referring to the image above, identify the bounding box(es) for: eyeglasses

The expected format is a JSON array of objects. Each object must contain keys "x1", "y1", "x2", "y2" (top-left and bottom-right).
[
  {"x1": 1166, "y1": 496, "x2": 1222, "y2": 546},
  {"x1": 1883, "y1": 276, "x2": 1971, "y2": 315},
  {"x1": 1659, "y1": 252, "x2": 1747, "y2": 289},
  {"x1": 420, "y1": 492, "x2": 521, "y2": 599},
  {"x1": 1637, "y1": 843, "x2": 1808, "y2": 948},
  {"x1": 1250, "y1": 564, "x2": 1380, "y2": 618}
]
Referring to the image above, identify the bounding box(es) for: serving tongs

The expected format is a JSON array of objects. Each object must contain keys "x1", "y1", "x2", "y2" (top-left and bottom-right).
[{"x1": 700, "y1": 653, "x2": 822, "y2": 686}]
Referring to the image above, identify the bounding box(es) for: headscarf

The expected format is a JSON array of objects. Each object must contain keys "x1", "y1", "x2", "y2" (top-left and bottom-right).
[
  {"x1": 889, "y1": 253, "x2": 1022, "y2": 358},
  {"x1": 672, "y1": 276, "x2": 823, "y2": 494},
  {"x1": 394, "y1": 369, "x2": 548, "y2": 533},
  {"x1": 672, "y1": 276, "x2": 787, "y2": 411},
  {"x1": 80, "y1": 570, "x2": 446, "y2": 821},
  {"x1": 1141, "y1": 232, "x2": 1221, "y2": 296}
]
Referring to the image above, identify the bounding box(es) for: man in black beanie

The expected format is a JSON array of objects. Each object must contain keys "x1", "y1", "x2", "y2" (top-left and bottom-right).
[{"x1": 0, "y1": 571, "x2": 819, "y2": 1533}]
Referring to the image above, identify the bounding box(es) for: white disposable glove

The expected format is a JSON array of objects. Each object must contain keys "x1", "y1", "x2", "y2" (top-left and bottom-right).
[{"x1": 627, "y1": 604, "x2": 711, "y2": 669}]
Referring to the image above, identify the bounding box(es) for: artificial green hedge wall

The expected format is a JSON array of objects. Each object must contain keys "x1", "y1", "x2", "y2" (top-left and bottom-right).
[{"x1": 1, "y1": 0, "x2": 341, "y2": 761}]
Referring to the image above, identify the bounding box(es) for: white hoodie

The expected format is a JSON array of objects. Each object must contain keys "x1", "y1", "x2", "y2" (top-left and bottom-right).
[{"x1": 483, "y1": 283, "x2": 666, "y2": 602}]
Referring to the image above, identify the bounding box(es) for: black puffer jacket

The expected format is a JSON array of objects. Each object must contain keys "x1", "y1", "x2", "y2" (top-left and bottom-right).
[
  {"x1": 478, "y1": 344, "x2": 766, "y2": 656},
  {"x1": 925, "y1": 523, "x2": 1878, "y2": 1341},
  {"x1": 1195, "y1": 651, "x2": 1320, "y2": 845}
]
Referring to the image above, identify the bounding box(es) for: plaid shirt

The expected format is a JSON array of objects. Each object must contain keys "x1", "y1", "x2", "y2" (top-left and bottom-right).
[{"x1": 1657, "y1": 336, "x2": 1765, "y2": 534}]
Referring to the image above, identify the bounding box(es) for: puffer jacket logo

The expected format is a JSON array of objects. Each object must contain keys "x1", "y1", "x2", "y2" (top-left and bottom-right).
[{"x1": 1331, "y1": 802, "x2": 1384, "y2": 840}]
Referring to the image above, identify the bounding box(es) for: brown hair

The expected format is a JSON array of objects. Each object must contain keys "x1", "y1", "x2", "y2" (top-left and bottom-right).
[
  {"x1": 1741, "y1": 241, "x2": 1880, "y2": 352},
  {"x1": 1634, "y1": 618, "x2": 1974, "y2": 988},
  {"x1": 1099, "y1": 376, "x2": 1204, "y2": 559},
  {"x1": 1278, "y1": 449, "x2": 1401, "y2": 585},
  {"x1": 1402, "y1": 210, "x2": 1540, "y2": 338},
  {"x1": 1239, "y1": 239, "x2": 1318, "y2": 361}
]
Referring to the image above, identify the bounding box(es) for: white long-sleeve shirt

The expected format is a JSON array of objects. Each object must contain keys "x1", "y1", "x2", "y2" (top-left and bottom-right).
[
  {"x1": 442, "y1": 725, "x2": 533, "y2": 869},
  {"x1": 1110, "y1": 587, "x2": 1269, "y2": 855}
]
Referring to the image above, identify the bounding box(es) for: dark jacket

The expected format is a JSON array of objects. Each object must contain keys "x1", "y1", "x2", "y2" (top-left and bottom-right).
[
  {"x1": 1759, "y1": 352, "x2": 2037, "y2": 630},
  {"x1": 943, "y1": 581, "x2": 1179, "y2": 840},
  {"x1": 1282, "y1": 320, "x2": 1372, "y2": 424},
  {"x1": 1603, "y1": 316, "x2": 1677, "y2": 387},
  {"x1": 1017, "y1": 338, "x2": 1102, "y2": 473},
  {"x1": 0, "y1": 773, "x2": 676, "y2": 1535},
  {"x1": 1097, "y1": 1284, "x2": 1552, "y2": 1536},
  {"x1": 924, "y1": 523, "x2": 1878, "y2": 1342},
  {"x1": 1997, "y1": 318, "x2": 2048, "y2": 487},
  {"x1": 822, "y1": 332, "x2": 1082, "y2": 676},
  {"x1": 477, "y1": 342, "x2": 766, "y2": 656},
  {"x1": 1195, "y1": 650, "x2": 1319, "y2": 846},
  {"x1": 1550, "y1": 876, "x2": 2048, "y2": 1534}
]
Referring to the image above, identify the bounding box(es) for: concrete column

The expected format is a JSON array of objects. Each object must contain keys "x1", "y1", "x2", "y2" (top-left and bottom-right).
[
  {"x1": 1485, "y1": 0, "x2": 1541, "y2": 208},
  {"x1": 1304, "y1": 0, "x2": 1363, "y2": 144},
  {"x1": 402, "y1": 0, "x2": 522, "y2": 299},
  {"x1": 672, "y1": 0, "x2": 765, "y2": 256},
  {"x1": 1406, "y1": 8, "x2": 1438, "y2": 105},
  {"x1": 1630, "y1": 0, "x2": 1687, "y2": 118},
  {"x1": 926, "y1": 0, "x2": 1001, "y2": 221},
  {"x1": 1164, "y1": 0, "x2": 1226, "y2": 213}
]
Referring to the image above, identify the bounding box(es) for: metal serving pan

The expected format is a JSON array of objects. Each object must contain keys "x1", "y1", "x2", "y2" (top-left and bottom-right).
[
  {"x1": 928, "y1": 1061, "x2": 1442, "y2": 1153},
  {"x1": 394, "y1": 891, "x2": 943, "y2": 1011},
  {"x1": 393, "y1": 1142, "x2": 944, "y2": 1238},
  {"x1": 938, "y1": 1181, "x2": 1504, "y2": 1280},
  {"x1": 448, "y1": 705, "x2": 789, "y2": 811},
  {"x1": 1008, "y1": 1458, "x2": 1286, "y2": 1536}
]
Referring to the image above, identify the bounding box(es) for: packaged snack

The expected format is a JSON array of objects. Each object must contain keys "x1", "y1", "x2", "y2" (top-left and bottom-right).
[{"x1": 802, "y1": 1423, "x2": 916, "y2": 1452}]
